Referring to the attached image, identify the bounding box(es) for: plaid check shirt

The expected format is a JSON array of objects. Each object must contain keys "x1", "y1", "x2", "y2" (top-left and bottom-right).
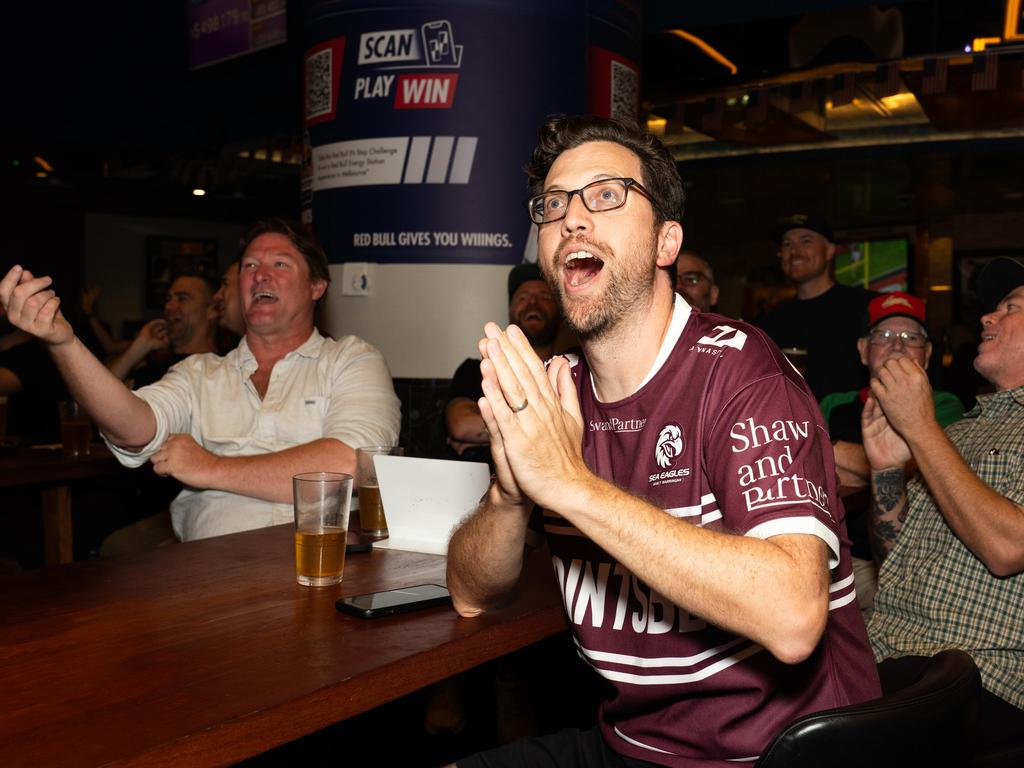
[{"x1": 869, "y1": 385, "x2": 1024, "y2": 709}]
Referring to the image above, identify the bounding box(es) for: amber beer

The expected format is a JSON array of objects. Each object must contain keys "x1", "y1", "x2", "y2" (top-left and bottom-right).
[
  {"x1": 294, "y1": 527, "x2": 346, "y2": 586},
  {"x1": 358, "y1": 484, "x2": 387, "y2": 538},
  {"x1": 292, "y1": 471, "x2": 352, "y2": 587}
]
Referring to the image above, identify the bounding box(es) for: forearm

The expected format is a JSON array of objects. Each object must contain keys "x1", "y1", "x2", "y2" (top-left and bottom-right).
[
  {"x1": 868, "y1": 467, "x2": 907, "y2": 566},
  {"x1": 49, "y1": 336, "x2": 156, "y2": 447},
  {"x1": 446, "y1": 484, "x2": 533, "y2": 617},
  {"x1": 194, "y1": 437, "x2": 356, "y2": 504},
  {"x1": 445, "y1": 398, "x2": 489, "y2": 445},
  {"x1": 108, "y1": 336, "x2": 150, "y2": 381},
  {"x1": 907, "y1": 422, "x2": 1024, "y2": 575},
  {"x1": 833, "y1": 441, "x2": 870, "y2": 486},
  {"x1": 561, "y1": 475, "x2": 829, "y2": 664}
]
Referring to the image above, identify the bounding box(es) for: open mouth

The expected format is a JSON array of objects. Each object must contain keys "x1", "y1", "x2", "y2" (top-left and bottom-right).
[
  {"x1": 564, "y1": 250, "x2": 604, "y2": 289},
  {"x1": 251, "y1": 291, "x2": 277, "y2": 305}
]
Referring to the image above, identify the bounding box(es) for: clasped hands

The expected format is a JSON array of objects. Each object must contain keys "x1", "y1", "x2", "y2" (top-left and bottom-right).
[{"x1": 476, "y1": 322, "x2": 588, "y2": 510}]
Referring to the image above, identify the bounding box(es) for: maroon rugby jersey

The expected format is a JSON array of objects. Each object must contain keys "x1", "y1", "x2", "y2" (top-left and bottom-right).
[{"x1": 546, "y1": 296, "x2": 880, "y2": 767}]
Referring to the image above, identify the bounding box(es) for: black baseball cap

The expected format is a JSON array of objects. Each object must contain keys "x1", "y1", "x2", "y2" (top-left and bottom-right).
[
  {"x1": 508, "y1": 262, "x2": 543, "y2": 301},
  {"x1": 976, "y1": 257, "x2": 1024, "y2": 311},
  {"x1": 776, "y1": 213, "x2": 834, "y2": 243}
]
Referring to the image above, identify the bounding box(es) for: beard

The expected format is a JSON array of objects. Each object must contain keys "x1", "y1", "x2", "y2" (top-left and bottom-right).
[{"x1": 546, "y1": 231, "x2": 659, "y2": 341}]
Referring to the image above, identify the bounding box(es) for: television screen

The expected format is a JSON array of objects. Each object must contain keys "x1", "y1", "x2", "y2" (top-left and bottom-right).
[{"x1": 834, "y1": 238, "x2": 908, "y2": 292}]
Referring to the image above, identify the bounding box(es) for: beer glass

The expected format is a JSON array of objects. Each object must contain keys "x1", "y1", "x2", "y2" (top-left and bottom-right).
[
  {"x1": 293, "y1": 472, "x2": 353, "y2": 587},
  {"x1": 356, "y1": 446, "x2": 403, "y2": 539}
]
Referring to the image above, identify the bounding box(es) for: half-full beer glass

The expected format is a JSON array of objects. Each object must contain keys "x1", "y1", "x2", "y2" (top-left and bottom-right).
[
  {"x1": 356, "y1": 446, "x2": 403, "y2": 539},
  {"x1": 293, "y1": 472, "x2": 353, "y2": 587}
]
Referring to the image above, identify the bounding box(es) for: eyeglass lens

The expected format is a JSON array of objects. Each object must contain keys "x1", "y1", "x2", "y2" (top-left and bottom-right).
[
  {"x1": 869, "y1": 329, "x2": 926, "y2": 347},
  {"x1": 530, "y1": 179, "x2": 632, "y2": 224}
]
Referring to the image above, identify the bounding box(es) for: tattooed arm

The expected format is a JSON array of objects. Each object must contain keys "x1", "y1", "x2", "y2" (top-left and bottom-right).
[
  {"x1": 867, "y1": 358, "x2": 1024, "y2": 576},
  {"x1": 869, "y1": 468, "x2": 907, "y2": 565}
]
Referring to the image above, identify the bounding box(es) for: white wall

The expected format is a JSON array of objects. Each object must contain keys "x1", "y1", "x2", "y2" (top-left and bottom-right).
[
  {"x1": 84, "y1": 215, "x2": 242, "y2": 335},
  {"x1": 324, "y1": 263, "x2": 510, "y2": 379},
  {"x1": 84, "y1": 215, "x2": 510, "y2": 378}
]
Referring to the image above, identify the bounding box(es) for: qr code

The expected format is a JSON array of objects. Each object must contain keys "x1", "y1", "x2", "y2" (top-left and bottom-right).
[
  {"x1": 610, "y1": 60, "x2": 639, "y2": 122},
  {"x1": 305, "y1": 48, "x2": 333, "y2": 121}
]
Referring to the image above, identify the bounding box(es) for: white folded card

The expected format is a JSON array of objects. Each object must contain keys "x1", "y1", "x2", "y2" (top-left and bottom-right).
[{"x1": 371, "y1": 455, "x2": 491, "y2": 555}]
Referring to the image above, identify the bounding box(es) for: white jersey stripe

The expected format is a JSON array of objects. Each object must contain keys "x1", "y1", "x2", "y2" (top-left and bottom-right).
[
  {"x1": 665, "y1": 504, "x2": 702, "y2": 518},
  {"x1": 700, "y1": 510, "x2": 723, "y2": 526},
  {"x1": 575, "y1": 636, "x2": 747, "y2": 668},
  {"x1": 589, "y1": 643, "x2": 764, "y2": 685},
  {"x1": 613, "y1": 726, "x2": 676, "y2": 755},
  {"x1": 829, "y1": 572, "x2": 855, "y2": 593},
  {"x1": 829, "y1": 589, "x2": 858, "y2": 611},
  {"x1": 746, "y1": 516, "x2": 841, "y2": 569}
]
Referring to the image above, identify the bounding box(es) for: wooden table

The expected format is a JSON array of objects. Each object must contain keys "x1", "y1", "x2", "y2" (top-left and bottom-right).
[
  {"x1": 0, "y1": 523, "x2": 567, "y2": 767},
  {"x1": 0, "y1": 443, "x2": 126, "y2": 564}
]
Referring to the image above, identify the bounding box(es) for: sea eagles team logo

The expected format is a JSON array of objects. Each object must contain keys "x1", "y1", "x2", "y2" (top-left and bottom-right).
[{"x1": 655, "y1": 424, "x2": 684, "y2": 469}]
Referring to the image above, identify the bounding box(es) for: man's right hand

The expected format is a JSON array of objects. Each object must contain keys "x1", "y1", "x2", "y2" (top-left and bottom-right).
[
  {"x1": 134, "y1": 319, "x2": 170, "y2": 354},
  {"x1": 862, "y1": 394, "x2": 912, "y2": 470},
  {"x1": 0, "y1": 266, "x2": 74, "y2": 347}
]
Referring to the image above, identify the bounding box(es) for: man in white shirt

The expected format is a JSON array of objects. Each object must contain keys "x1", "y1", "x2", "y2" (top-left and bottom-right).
[{"x1": 0, "y1": 219, "x2": 400, "y2": 540}]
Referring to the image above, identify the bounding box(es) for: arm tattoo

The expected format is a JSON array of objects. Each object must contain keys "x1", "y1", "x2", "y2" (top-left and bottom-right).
[{"x1": 870, "y1": 468, "x2": 907, "y2": 566}]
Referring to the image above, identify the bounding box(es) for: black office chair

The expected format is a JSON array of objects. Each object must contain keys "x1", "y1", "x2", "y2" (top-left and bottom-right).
[{"x1": 756, "y1": 650, "x2": 980, "y2": 768}]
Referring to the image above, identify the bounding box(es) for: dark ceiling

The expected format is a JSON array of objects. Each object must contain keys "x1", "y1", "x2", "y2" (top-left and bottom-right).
[{"x1": 3, "y1": 0, "x2": 1021, "y2": 225}]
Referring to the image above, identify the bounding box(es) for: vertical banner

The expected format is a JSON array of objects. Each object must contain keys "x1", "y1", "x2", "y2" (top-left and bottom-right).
[{"x1": 304, "y1": 0, "x2": 592, "y2": 266}]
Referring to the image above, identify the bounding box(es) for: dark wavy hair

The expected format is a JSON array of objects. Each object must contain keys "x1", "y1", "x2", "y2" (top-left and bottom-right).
[
  {"x1": 524, "y1": 115, "x2": 685, "y2": 227},
  {"x1": 237, "y1": 218, "x2": 331, "y2": 307}
]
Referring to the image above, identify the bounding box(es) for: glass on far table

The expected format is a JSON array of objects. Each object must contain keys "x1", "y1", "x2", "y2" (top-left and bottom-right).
[
  {"x1": 356, "y1": 445, "x2": 403, "y2": 539},
  {"x1": 58, "y1": 400, "x2": 92, "y2": 458}
]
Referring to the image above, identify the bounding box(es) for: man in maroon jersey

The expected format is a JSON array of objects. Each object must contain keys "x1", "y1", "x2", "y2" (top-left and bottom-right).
[{"x1": 448, "y1": 116, "x2": 879, "y2": 768}]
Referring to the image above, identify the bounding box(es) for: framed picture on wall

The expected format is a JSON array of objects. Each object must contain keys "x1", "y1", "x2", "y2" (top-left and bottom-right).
[{"x1": 145, "y1": 237, "x2": 218, "y2": 310}]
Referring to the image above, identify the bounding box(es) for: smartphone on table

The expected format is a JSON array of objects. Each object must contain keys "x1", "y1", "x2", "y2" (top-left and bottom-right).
[{"x1": 336, "y1": 584, "x2": 451, "y2": 619}]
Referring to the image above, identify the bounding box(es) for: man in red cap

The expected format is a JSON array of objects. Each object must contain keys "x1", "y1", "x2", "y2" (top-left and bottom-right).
[
  {"x1": 819, "y1": 291, "x2": 963, "y2": 607},
  {"x1": 864, "y1": 258, "x2": 1024, "y2": 760}
]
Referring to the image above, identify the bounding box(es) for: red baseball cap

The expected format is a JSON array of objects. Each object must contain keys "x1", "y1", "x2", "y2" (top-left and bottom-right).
[{"x1": 864, "y1": 291, "x2": 926, "y2": 333}]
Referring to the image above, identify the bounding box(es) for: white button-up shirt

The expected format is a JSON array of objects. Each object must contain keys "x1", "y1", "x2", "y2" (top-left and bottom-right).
[{"x1": 107, "y1": 330, "x2": 401, "y2": 541}]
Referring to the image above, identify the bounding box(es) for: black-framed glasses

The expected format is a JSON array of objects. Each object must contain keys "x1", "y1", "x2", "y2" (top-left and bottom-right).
[
  {"x1": 866, "y1": 328, "x2": 928, "y2": 348},
  {"x1": 677, "y1": 271, "x2": 709, "y2": 287},
  {"x1": 526, "y1": 177, "x2": 654, "y2": 225}
]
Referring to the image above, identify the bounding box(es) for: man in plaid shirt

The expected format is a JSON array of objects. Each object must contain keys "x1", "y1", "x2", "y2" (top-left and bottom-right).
[{"x1": 863, "y1": 257, "x2": 1024, "y2": 763}]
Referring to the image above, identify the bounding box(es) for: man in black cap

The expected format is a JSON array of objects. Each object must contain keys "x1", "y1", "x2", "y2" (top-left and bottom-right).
[
  {"x1": 864, "y1": 256, "x2": 1024, "y2": 761},
  {"x1": 444, "y1": 263, "x2": 560, "y2": 461},
  {"x1": 755, "y1": 213, "x2": 875, "y2": 400}
]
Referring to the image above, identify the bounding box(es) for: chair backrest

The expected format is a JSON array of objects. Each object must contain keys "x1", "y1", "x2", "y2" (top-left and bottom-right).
[{"x1": 755, "y1": 650, "x2": 980, "y2": 768}]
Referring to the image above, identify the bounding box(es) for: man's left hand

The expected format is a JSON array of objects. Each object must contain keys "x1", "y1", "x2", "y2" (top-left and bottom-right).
[
  {"x1": 478, "y1": 322, "x2": 589, "y2": 510},
  {"x1": 151, "y1": 434, "x2": 219, "y2": 487}
]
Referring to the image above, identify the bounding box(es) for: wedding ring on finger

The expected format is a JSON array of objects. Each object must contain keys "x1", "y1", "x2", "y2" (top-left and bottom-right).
[{"x1": 511, "y1": 398, "x2": 529, "y2": 413}]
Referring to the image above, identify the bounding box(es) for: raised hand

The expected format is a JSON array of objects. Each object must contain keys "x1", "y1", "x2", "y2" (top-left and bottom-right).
[
  {"x1": 477, "y1": 322, "x2": 587, "y2": 511},
  {"x1": 861, "y1": 394, "x2": 911, "y2": 470},
  {"x1": 0, "y1": 266, "x2": 74, "y2": 346},
  {"x1": 869, "y1": 356, "x2": 935, "y2": 438}
]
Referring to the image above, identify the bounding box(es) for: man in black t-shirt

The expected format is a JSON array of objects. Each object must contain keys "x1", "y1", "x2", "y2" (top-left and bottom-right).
[
  {"x1": 445, "y1": 263, "x2": 560, "y2": 461},
  {"x1": 754, "y1": 214, "x2": 875, "y2": 400}
]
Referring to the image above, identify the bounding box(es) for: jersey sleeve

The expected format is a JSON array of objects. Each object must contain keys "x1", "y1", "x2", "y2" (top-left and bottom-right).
[{"x1": 704, "y1": 354, "x2": 843, "y2": 568}]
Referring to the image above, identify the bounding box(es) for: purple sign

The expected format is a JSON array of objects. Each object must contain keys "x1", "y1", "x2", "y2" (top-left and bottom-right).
[{"x1": 188, "y1": 0, "x2": 287, "y2": 71}]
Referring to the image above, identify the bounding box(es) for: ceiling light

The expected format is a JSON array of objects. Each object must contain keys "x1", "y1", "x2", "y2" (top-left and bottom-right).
[{"x1": 192, "y1": 188, "x2": 206, "y2": 196}]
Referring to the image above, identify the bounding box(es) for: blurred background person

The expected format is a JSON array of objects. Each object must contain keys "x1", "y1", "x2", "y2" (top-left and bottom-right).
[
  {"x1": 755, "y1": 213, "x2": 875, "y2": 400},
  {"x1": 674, "y1": 250, "x2": 719, "y2": 313},
  {"x1": 108, "y1": 271, "x2": 221, "y2": 387}
]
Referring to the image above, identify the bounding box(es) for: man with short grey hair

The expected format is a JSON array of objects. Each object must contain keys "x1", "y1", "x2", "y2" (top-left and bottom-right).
[{"x1": 864, "y1": 257, "x2": 1024, "y2": 760}]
